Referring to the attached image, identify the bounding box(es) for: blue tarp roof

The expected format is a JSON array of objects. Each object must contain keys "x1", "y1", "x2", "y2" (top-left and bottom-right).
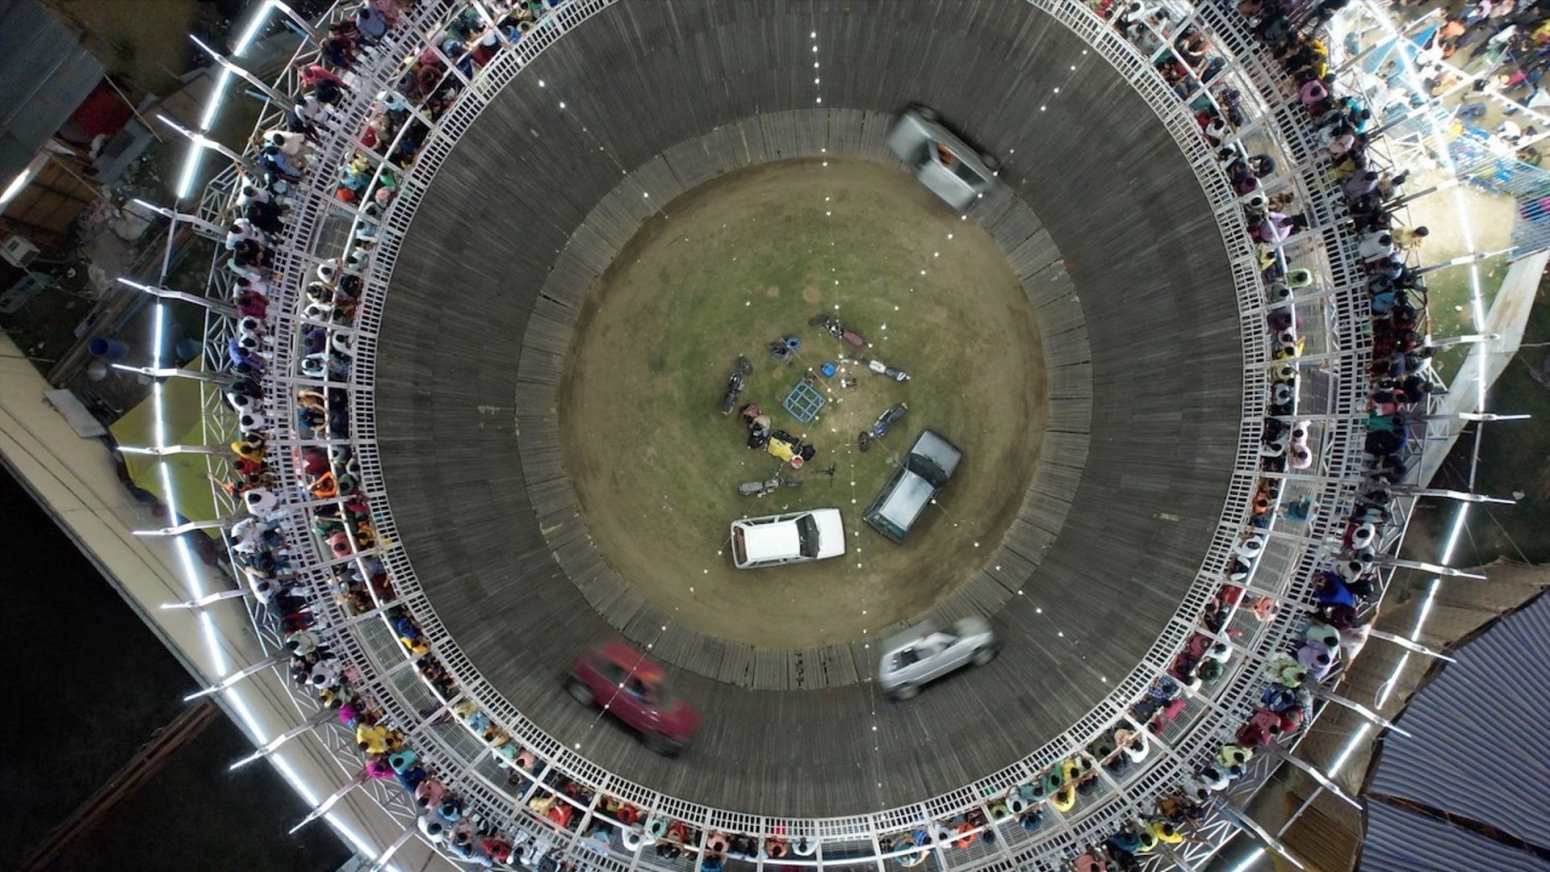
[
  {"x1": 1361, "y1": 593, "x2": 1550, "y2": 867},
  {"x1": 1363, "y1": 800, "x2": 1550, "y2": 872},
  {"x1": 0, "y1": 0, "x2": 104, "y2": 185}
]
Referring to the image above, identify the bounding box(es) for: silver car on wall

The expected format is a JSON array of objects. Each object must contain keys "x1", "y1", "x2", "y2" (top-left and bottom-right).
[
  {"x1": 885, "y1": 105, "x2": 1000, "y2": 211},
  {"x1": 879, "y1": 617, "x2": 999, "y2": 700}
]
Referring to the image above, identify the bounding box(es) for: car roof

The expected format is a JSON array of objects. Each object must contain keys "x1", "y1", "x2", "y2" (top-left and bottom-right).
[
  {"x1": 741, "y1": 518, "x2": 802, "y2": 561},
  {"x1": 883, "y1": 620, "x2": 941, "y2": 654},
  {"x1": 876, "y1": 470, "x2": 936, "y2": 529},
  {"x1": 910, "y1": 430, "x2": 963, "y2": 476},
  {"x1": 597, "y1": 641, "x2": 665, "y2": 683}
]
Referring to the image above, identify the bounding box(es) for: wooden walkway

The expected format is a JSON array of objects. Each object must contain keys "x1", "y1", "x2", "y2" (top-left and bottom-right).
[{"x1": 375, "y1": 0, "x2": 1242, "y2": 816}]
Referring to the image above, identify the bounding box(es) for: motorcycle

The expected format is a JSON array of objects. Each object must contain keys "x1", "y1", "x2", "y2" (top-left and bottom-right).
[
  {"x1": 719, "y1": 356, "x2": 754, "y2": 415},
  {"x1": 853, "y1": 353, "x2": 911, "y2": 382},
  {"x1": 809, "y1": 313, "x2": 866, "y2": 347},
  {"x1": 738, "y1": 475, "x2": 803, "y2": 497},
  {"x1": 871, "y1": 402, "x2": 909, "y2": 438},
  {"x1": 720, "y1": 372, "x2": 744, "y2": 415}
]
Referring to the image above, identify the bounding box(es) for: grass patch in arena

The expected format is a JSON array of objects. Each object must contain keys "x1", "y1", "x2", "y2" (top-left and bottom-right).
[{"x1": 558, "y1": 159, "x2": 1048, "y2": 648}]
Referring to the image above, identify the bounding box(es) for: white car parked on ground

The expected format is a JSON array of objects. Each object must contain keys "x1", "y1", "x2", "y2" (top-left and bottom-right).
[
  {"x1": 730, "y1": 508, "x2": 847, "y2": 569},
  {"x1": 879, "y1": 617, "x2": 999, "y2": 700}
]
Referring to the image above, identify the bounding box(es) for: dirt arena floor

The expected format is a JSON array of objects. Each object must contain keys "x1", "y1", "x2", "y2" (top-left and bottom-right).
[{"x1": 557, "y1": 159, "x2": 1046, "y2": 648}]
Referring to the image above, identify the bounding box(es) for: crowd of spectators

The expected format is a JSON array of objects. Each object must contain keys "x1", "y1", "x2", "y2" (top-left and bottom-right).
[
  {"x1": 201, "y1": 0, "x2": 1430, "y2": 868},
  {"x1": 211, "y1": 1, "x2": 601, "y2": 869},
  {"x1": 1043, "y1": 2, "x2": 1429, "y2": 869},
  {"x1": 1426, "y1": 0, "x2": 1550, "y2": 112}
]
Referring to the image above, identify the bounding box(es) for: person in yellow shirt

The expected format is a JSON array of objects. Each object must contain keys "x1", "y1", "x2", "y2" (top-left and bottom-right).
[
  {"x1": 1392, "y1": 225, "x2": 1429, "y2": 252},
  {"x1": 357, "y1": 723, "x2": 392, "y2": 755}
]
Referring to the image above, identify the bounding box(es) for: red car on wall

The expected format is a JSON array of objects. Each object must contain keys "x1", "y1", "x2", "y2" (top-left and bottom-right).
[{"x1": 567, "y1": 642, "x2": 700, "y2": 756}]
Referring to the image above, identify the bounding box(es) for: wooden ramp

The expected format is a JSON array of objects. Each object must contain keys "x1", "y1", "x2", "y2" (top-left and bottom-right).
[{"x1": 375, "y1": 0, "x2": 1242, "y2": 816}]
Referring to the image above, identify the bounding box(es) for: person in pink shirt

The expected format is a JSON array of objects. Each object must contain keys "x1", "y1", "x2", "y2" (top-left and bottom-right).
[
  {"x1": 415, "y1": 777, "x2": 448, "y2": 809},
  {"x1": 1298, "y1": 77, "x2": 1329, "y2": 110},
  {"x1": 372, "y1": 0, "x2": 402, "y2": 28},
  {"x1": 298, "y1": 63, "x2": 345, "y2": 88},
  {"x1": 365, "y1": 756, "x2": 396, "y2": 780}
]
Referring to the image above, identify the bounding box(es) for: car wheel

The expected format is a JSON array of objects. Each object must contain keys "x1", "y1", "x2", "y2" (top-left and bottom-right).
[
  {"x1": 915, "y1": 105, "x2": 940, "y2": 123},
  {"x1": 972, "y1": 646, "x2": 998, "y2": 667},
  {"x1": 645, "y1": 732, "x2": 683, "y2": 757},
  {"x1": 566, "y1": 678, "x2": 595, "y2": 707},
  {"x1": 980, "y1": 153, "x2": 1000, "y2": 173},
  {"x1": 892, "y1": 683, "x2": 919, "y2": 701}
]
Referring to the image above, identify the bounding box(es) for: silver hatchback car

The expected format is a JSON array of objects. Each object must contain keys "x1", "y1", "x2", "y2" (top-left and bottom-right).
[
  {"x1": 879, "y1": 617, "x2": 999, "y2": 700},
  {"x1": 885, "y1": 105, "x2": 999, "y2": 211}
]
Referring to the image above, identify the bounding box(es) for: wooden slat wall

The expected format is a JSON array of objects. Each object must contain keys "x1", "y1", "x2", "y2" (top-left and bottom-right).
[{"x1": 374, "y1": 0, "x2": 1241, "y2": 816}]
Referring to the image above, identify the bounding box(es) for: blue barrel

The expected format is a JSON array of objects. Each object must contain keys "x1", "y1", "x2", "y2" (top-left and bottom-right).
[
  {"x1": 785, "y1": 335, "x2": 801, "y2": 350},
  {"x1": 88, "y1": 338, "x2": 129, "y2": 360},
  {"x1": 820, "y1": 362, "x2": 837, "y2": 377}
]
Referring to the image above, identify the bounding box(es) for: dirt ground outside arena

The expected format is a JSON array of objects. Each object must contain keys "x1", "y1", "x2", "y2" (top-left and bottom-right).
[{"x1": 556, "y1": 159, "x2": 1047, "y2": 648}]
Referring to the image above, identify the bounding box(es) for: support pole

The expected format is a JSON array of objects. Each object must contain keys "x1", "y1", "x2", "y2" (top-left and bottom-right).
[
  {"x1": 127, "y1": 200, "x2": 228, "y2": 239},
  {"x1": 229, "y1": 708, "x2": 333, "y2": 768},
  {"x1": 1213, "y1": 799, "x2": 1308, "y2": 869},
  {"x1": 1390, "y1": 486, "x2": 1514, "y2": 505},
  {"x1": 269, "y1": 0, "x2": 325, "y2": 43},
  {"x1": 162, "y1": 588, "x2": 252, "y2": 610},
  {"x1": 1372, "y1": 556, "x2": 1486, "y2": 579},
  {"x1": 118, "y1": 444, "x2": 231, "y2": 457},
  {"x1": 1455, "y1": 412, "x2": 1531, "y2": 423},
  {"x1": 191, "y1": 35, "x2": 297, "y2": 111},
  {"x1": 1363, "y1": 628, "x2": 1456, "y2": 661},
  {"x1": 1385, "y1": 179, "x2": 1458, "y2": 210},
  {"x1": 1304, "y1": 684, "x2": 1413, "y2": 737},
  {"x1": 157, "y1": 114, "x2": 246, "y2": 164},
  {"x1": 1262, "y1": 746, "x2": 1362, "y2": 809},
  {"x1": 135, "y1": 515, "x2": 245, "y2": 536},
  {"x1": 369, "y1": 827, "x2": 419, "y2": 871},
  {"x1": 1426, "y1": 333, "x2": 1502, "y2": 350},
  {"x1": 1415, "y1": 248, "x2": 1516, "y2": 275},
  {"x1": 183, "y1": 652, "x2": 288, "y2": 700},
  {"x1": 112, "y1": 364, "x2": 239, "y2": 385},
  {"x1": 289, "y1": 776, "x2": 362, "y2": 833}
]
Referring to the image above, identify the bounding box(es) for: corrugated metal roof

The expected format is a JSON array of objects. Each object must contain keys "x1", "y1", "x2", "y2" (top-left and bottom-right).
[
  {"x1": 0, "y1": 0, "x2": 105, "y2": 184},
  {"x1": 1365, "y1": 592, "x2": 1550, "y2": 853},
  {"x1": 1362, "y1": 800, "x2": 1550, "y2": 872}
]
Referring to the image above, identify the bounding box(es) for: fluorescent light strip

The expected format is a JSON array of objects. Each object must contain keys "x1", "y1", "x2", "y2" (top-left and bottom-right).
[
  {"x1": 175, "y1": 143, "x2": 204, "y2": 201},
  {"x1": 0, "y1": 152, "x2": 49, "y2": 208},
  {"x1": 1228, "y1": 846, "x2": 1267, "y2": 872},
  {"x1": 200, "y1": 69, "x2": 235, "y2": 131},
  {"x1": 233, "y1": 0, "x2": 276, "y2": 57},
  {"x1": 1328, "y1": 723, "x2": 1374, "y2": 776},
  {"x1": 148, "y1": 0, "x2": 398, "y2": 860}
]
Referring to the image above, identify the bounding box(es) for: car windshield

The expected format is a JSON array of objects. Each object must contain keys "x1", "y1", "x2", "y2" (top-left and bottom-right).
[
  {"x1": 797, "y1": 514, "x2": 819, "y2": 558},
  {"x1": 950, "y1": 155, "x2": 982, "y2": 183},
  {"x1": 907, "y1": 454, "x2": 951, "y2": 488}
]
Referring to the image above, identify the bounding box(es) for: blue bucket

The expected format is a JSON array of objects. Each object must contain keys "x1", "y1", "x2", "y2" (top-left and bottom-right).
[{"x1": 88, "y1": 338, "x2": 129, "y2": 360}]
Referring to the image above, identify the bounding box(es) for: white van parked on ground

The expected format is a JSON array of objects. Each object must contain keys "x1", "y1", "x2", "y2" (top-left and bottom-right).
[{"x1": 730, "y1": 508, "x2": 847, "y2": 569}]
